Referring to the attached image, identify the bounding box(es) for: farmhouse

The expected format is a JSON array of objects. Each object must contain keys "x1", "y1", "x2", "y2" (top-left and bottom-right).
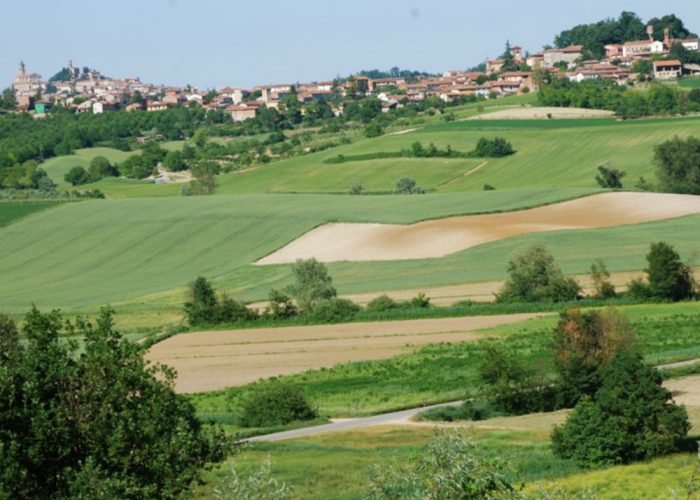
[
  {"x1": 653, "y1": 60, "x2": 683, "y2": 80},
  {"x1": 228, "y1": 103, "x2": 259, "y2": 122}
]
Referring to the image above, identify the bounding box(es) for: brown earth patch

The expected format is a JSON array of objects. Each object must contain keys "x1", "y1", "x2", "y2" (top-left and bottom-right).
[
  {"x1": 257, "y1": 193, "x2": 700, "y2": 264},
  {"x1": 469, "y1": 106, "x2": 615, "y2": 120},
  {"x1": 145, "y1": 313, "x2": 542, "y2": 393}
]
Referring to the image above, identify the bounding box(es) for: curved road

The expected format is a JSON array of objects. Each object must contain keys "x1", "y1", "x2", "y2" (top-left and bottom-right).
[{"x1": 246, "y1": 401, "x2": 461, "y2": 443}]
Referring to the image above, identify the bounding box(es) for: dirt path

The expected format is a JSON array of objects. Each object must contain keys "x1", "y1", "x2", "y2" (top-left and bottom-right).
[
  {"x1": 257, "y1": 192, "x2": 700, "y2": 264},
  {"x1": 146, "y1": 313, "x2": 543, "y2": 393},
  {"x1": 468, "y1": 106, "x2": 615, "y2": 120},
  {"x1": 665, "y1": 375, "x2": 700, "y2": 406}
]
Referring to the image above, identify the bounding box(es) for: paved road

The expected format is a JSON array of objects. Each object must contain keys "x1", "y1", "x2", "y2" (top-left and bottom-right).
[{"x1": 246, "y1": 401, "x2": 462, "y2": 443}]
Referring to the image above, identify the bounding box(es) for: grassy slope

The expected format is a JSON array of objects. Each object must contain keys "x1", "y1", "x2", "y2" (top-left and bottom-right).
[
  {"x1": 204, "y1": 115, "x2": 700, "y2": 195},
  {"x1": 0, "y1": 189, "x2": 597, "y2": 312},
  {"x1": 42, "y1": 147, "x2": 133, "y2": 189},
  {"x1": 0, "y1": 201, "x2": 61, "y2": 228},
  {"x1": 191, "y1": 302, "x2": 700, "y2": 417}
]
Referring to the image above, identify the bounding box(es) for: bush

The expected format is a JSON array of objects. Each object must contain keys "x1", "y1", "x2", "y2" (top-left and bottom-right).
[
  {"x1": 308, "y1": 298, "x2": 361, "y2": 323},
  {"x1": 417, "y1": 400, "x2": 496, "y2": 422},
  {"x1": 590, "y1": 258, "x2": 616, "y2": 299},
  {"x1": 595, "y1": 165, "x2": 626, "y2": 189},
  {"x1": 364, "y1": 121, "x2": 385, "y2": 138},
  {"x1": 472, "y1": 137, "x2": 515, "y2": 158},
  {"x1": 552, "y1": 349, "x2": 689, "y2": 467},
  {"x1": 183, "y1": 276, "x2": 257, "y2": 325},
  {"x1": 348, "y1": 181, "x2": 364, "y2": 195},
  {"x1": 394, "y1": 176, "x2": 424, "y2": 194},
  {"x1": 366, "y1": 294, "x2": 399, "y2": 312},
  {"x1": 286, "y1": 258, "x2": 337, "y2": 313},
  {"x1": 496, "y1": 243, "x2": 581, "y2": 303},
  {"x1": 483, "y1": 184, "x2": 496, "y2": 190},
  {"x1": 409, "y1": 292, "x2": 431, "y2": 308},
  {"x1": 366, "y1": 429, "x2": 516, "y2": 499},
  {"x1": 238, "y1": 383, "x2": 318, "y2": 428},
  {"x1": 64, "y1": 166, "x2": 92, "y2": 186},
  {"x1": 88, "y1": 156, "x2": 118, "y2": 179},
  {"x1": 645, "y1": 241, "x2": 694, "y2": 301},
  {"x1": 265, "y1": 289, "x2": 297, "y2": 319},
  {"x1": 552, "y1": 308, "x2": 637, "y2": 407},
  {"x1": 654, "y1": 136, "x2": 700, "y2": 194}
]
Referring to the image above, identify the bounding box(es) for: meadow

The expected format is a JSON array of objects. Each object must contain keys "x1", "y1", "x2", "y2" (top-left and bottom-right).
[
  {"x1": 0, "y1": 201, "x2": 61, "y2": 228},
  {"x1": 42, "y1": 147, "x2": 132, "y2": 189}
]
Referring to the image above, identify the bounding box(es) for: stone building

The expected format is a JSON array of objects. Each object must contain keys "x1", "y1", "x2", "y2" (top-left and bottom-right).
[{"x1": 11, "y1": 61, "x2": 46, "y2": 97}]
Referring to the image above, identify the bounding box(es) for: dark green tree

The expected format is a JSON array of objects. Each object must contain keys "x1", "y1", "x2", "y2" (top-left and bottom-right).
[
  {"x1": 645, "y1": 242, "x2": 694, "y2": 301},
  {"x1": 595, "y1": 165, "x2": 626, "y2": 188},
  {"x1": 552, "y1": 349, "x2": 689, "y2": 467},
  {"x1": 88, "y1": 155, "x2": 118, "y2": 179},
  {"x1": 64, "y1": 165, "x2": 92, "y2": 186},
  {"x1": 654, "y1": 136, "x2": 700, "y2": 194},
  {"x1": 0, "y1": 307, "x2": 229, "y2": 498},
  {"x1": 238, "y1": 382, "x2": 317, "y2": 428},
  {"x1": 183, "y1": 276, "x2": 218, "y2": 324}
]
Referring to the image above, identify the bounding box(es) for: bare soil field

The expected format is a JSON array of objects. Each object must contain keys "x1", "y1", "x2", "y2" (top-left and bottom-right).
[
  {"x1": 468, "y1": 106, "x2": 615, "y2": 120},
  {"x1": 665, "y1": 375, "x2": 700, "y2": 406},
  {"x1": 258, "y1": 192, "x2": 700, "y2": 264},
  {"x1": 146, "y1": 313, "x2": 542, "y2": 393}
]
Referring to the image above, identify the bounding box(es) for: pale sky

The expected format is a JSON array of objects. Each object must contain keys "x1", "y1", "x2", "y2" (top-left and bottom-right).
[{"x1": 2, "y1": 0, "x2": 698, "y2": 90}]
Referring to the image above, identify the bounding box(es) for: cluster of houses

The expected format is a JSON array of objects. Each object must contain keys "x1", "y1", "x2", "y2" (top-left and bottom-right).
[{"x1": 9, "y1": 25, "x2": 700, "y2": 121}]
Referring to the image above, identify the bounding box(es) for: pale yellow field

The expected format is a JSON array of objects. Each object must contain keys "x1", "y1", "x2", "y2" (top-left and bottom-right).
[
  {"x1": 258, "y1": 192, "x2": 700, "y2": 264},
  {"x1": 146, "y1": 313, "x2": 543, "y2": 392}
]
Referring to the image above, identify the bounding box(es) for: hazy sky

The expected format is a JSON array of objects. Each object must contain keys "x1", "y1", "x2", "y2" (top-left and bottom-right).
[{"x1": 2, "y1": 1, "x2": 698, "y2": 90}]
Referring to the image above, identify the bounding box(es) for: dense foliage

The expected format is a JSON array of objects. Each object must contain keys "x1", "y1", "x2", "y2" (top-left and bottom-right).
[
  {"x1": 286, "y1": 259, "x2": 338, "y2": 312},
  {"x1": 654, "y1": 136, "x2": 700, "y2": 194},
  {"x1": 238, "y1": 382, "x2": 318, "y2": 428},
  {"x1": 183, "y1": 276, "x2": 257, "y2": 325},
  {"x1": 646, "y1": 242, "x2": 694, "y2": 301},
  {"x1": 496, "y1": 244, "x2": 581, "y2": 303},
  {"x1": 0, "y1": 307, "x2": 228, "y2": 498},
  {"x1": 552, "y1": 349, "x2": 689, "y2": 467},
  {"x1": 595, "y1": 165, "x2": 626, "y2": 189},
  {"x1": 366, "y1": 429, "x2": 516, "y2": 499}
]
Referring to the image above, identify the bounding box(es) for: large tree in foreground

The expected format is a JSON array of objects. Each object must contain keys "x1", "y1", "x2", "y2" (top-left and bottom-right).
[
  {"x1": 552, "y1": 349, "x2": 689, "y2": 468},
  {"x1": 0, "y1": 307, "x2": 229, "y2": 499}
]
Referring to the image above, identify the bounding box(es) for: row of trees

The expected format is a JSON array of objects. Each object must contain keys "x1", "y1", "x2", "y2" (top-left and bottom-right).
[
  {"x1": 496, "y1": 241, "x2": 696, "y2": 304},
  {"x1": 538, "y1": 78, "x2": 698, "y2": 119}
]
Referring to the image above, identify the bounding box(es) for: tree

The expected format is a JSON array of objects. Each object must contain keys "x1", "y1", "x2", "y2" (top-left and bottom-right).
[
  {"x1": 472, "y1": 137, "x2": 515, "y2": 157},
  {"x1": 265, "y1": 289, "x2": 297, "y2": 319},
  {"x1": 238, "y1": 382, "x2": 317, "y2": 428},
  {"x1": 552, "y1": 349, "x2": 689, "y2": 467},
  {"x1": 394, "y1": 176, "x2": 424, "y2": 194},
  {"x1": 183, "y1": 276, "x2": 218, "y2": 324},
  {"x1": 64, "y1": 165, "x2": 92, "y2": 186},
  {"x1": 645, "y1": 241, "x2": 694, "y2": 301},
  {"x1": 190, "y1": 161, "x2": 220, "y2": 195},
  {"x1": 286, "y1": 259, "x2": 337, "y2": 313},
  {"x1": 552, "y1": 308, "x2": 637, "y2": 406},
  {"x1": 595, "y1": 165, "x2": 626, "y2": 188},
  {"x1": 88, "y1": 155, "x2": 118, "y2": 180},
  {"x1": 0, "y1": 307, "x2": 229, "y2": 498},
  {"x1": 163, "y1": 150, "x2": 188, "y2": 171},
  {"x1": 496, "y1": 244, "x2": 581, "y2": 303},
  {"x1": 654, "y1": 136, "x2": 700, "y2": 194},
  {"x1": 590, "y1": 258, "x2": 616, "y2": 298},
  {"x1": 0, "y1": 88, "x2": 17, "y2": 111},
  {"x1": 366, "y1": 429, "x2": 516, "y2": 499}
]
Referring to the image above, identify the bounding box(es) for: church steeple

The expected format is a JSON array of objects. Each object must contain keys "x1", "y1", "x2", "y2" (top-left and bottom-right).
[{"x1": 19, "y1": 60, "x2": 26, "y2": 74}]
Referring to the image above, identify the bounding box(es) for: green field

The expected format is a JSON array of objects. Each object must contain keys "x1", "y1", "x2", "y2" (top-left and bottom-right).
[
  {"x1": 0, "y1": 201, "x2": 61, "y2": 228},
  {"x1": 679, "y1": 77, "x2": 700, "y2": 89},
  {"x1": 0, "y1": 188, "x2": 600, "y2": 313},
  {"x1": 42, "y1": 147, "x2": 133, "y2": 189}
]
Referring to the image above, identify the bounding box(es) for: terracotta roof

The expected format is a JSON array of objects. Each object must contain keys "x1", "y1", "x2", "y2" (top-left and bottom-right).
[{"x1": 654, "y1": 60, "x2": 682, "y2": 67}]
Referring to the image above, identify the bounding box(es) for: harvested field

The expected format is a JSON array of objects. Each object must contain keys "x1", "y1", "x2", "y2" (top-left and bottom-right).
[
  {"x1": 146, "y1": 313, "x2": 542, "y2": 393},
  {"x1": 469, "y1": 106, "x2": 615, "y2": 120},
  {"x1": 258, "y1": 192, "x2": 700, "y2": 264},
  {"x1": 665, "y1": 374, "x2": 700, "y2": 406}
]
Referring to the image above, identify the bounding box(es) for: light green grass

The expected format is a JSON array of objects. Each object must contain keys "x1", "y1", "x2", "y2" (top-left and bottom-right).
[
  {"x1": 0, "y1": 189, "x2": 595, "y2": 312},
  {"x1": 202, "y1": 115, "x2": 700, "y2": 195},
  {"x1": 42, "y1": 147, "x2": 132, "y2": 189},
  {"x1": 678, "y1": 77, "x2": 700, "y2": 89}
]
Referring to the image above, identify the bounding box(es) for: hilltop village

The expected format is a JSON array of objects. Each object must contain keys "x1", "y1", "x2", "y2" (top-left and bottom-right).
[{"x1": 7, "y1": 23, "x2": 700, "y2": 119}]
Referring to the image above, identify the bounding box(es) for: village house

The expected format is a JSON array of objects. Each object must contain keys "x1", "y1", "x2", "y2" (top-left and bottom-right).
[
  {"x1": 653, "y1": 60, "x2": 683, "y2": 80},
  {"x1": 543, "y1": 46, "x2": 584, "y2": 68},
  {"x1": 228, "y1": 103, "x2": 259, "y2": 122},
  {"x1": 605, "y1": 44, "x2": 624, "y2": 59},
  {"x1": 486, "y1": 59, "x2": 505, "y2": 75},
  {"x1": 526, "y1": 52, "x2": 544, "y2": 68},
  {"x1": 146, "y1": 101, "x2": 169, "y2": 112}
]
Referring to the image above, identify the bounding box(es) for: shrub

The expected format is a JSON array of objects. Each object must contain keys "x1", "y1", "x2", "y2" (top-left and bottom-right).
[
  {"x1": 552, "y1": 349, "x2": 689, "y2": 467},
  {"x1": 238, "y1": 383, "x2": 318, "y2": 428},
  {"x1": 472, "y1": 137, "x2": 515, "y2": 158},
  {"x1": 552, "y1": 308, "x2": 637, "y2": 406},
  {"x1": 88, "y1": 156, "x2": 118, "y2": 179},
  {"x1": 496, "y1": 243, "x2": 581, "y2": 303},
  {"x1": 308, "y1": 298, "x2": 361, "y2": 323},
  {"x1": 409, "y1": 292, "x2": 431, "y2": 308},
  {"x1": 654, "y1": 136, "x2": 700, "y2": 194},
  {"x1": 286, "y1": 258, "x2": 337, "y2": 313},
  {"x1": 595, "y1": 165, "x2": 626, "y2": 189},
  {"x1": 483, "y1": 184, "x2": 496, "y2": 190},
  {"x1": 183, "y1": 277, "x2": 257, "y2": 325},
  {"x1": 645, "y1": 241, "x2": 694, "y2": 301},
  {"x1": 64, "y1": 166, "x2": 92, "y2": 186},
  {"x1": 366, "y1": 429, "x2": 516, "y2": 499},
  {"x1": 626, "y1": 277, "x2": 652, "y2": 300},
  {"x1": 590, "y1": 258, "x2": 616, "y2": 299},
  {"x1": 366, "y1": 294, "x2": 399, "y2": 312},
  {"x1": 265, "y1": 289, "x2": 297, "y2": 319},
  {"x1": 394, "y1": 176, "x2": 424, "y2": 194},
  {"x1": 348, "y1": 181, "x2": 364, "y2": 195},
  {"x1": 417, "y1": 400, "x2": 496, "y2": 422},
  {"x1": 364, "y1": 121, "x2": 385, "y2": 138},
  {"x1": 213, "y1": 459, "x2": 292, "y2": 500}
]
